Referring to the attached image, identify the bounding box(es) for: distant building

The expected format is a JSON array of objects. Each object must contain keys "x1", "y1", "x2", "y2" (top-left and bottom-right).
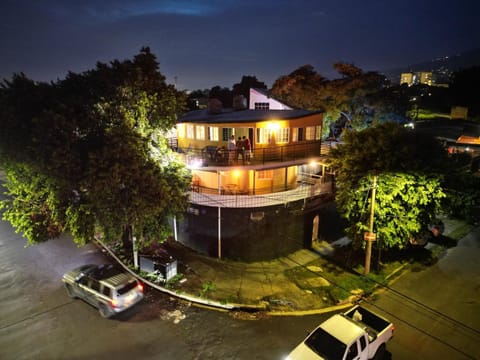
[{"x1": 400, "y1": 71, "x2": 433, "y2": 86}]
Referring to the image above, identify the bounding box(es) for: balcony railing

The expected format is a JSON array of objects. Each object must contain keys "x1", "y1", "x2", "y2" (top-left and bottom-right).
[
  {"x1": 177, "y1": 141, "x2": 323, "y2": 167},
  {"x1": 188, "y1": 180, "x2": 334, "y2": 208}
]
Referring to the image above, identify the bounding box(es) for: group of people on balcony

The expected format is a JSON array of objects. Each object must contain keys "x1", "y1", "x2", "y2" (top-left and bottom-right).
[{"x1": 227, "y1": 135, "x2": 251, "y2": 164}]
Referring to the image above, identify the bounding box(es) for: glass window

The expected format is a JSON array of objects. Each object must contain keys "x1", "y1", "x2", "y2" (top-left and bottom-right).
[
  {"x1": 359, "y1": 336, "x2": 367, "y2": 351},
  {"x1": 346, "y1": 342, "x2": 358, "y2": 360},
  {"x1": 117, "y1": 281, "x2": 138, "y2": 295},
  {"x1": 196, "y1": 125, "x2": 205, "y2": 140},
  {"x1": 176, "y1": 124, "x2": 185, "y2": 138},
  {"x1": 292, "y1": 128, "x2": 298, "y2": 142},
  {"x1": 102, "y1": 286, "x2": 111, "y2": 297},
  {"x1": 209, "y1": 126, "x2": 219, "y2": 141},
  {"x1": 257, "y1": 170, "x2": 273, "y2": 179},
  {"x1": 306, "y1": 126, "x2": 315, "y2": 140},
  {"x1": 277, "y1": 128, "x2": 289, "y2": 143},
  {"x1": 90, "y1": 280, "x2": 101, "y2": 292},
  {"x1": 186, "y1": 124, "x2": 194, "y2": 139},
  {"x1": 256, "y1": 128, "x2": 276, "y2": 144},
  {"x1": 316, "y1": 125, "x2": 322, "y2": 140},
  {"x1": 222, "y1": 128, "x2": 234, "y2": 141},
  {"x1": 254, "y1": 102, "x2": 270, "y2": 110}
]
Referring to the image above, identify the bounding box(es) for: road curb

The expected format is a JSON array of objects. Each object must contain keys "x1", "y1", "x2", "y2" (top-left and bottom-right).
[{"x1": 94, "y1": 237, "x2": 347, "y2": 315}]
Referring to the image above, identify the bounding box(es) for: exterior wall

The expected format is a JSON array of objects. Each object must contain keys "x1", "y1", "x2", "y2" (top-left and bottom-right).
[
  {"x1": 249, "y1": 88, "x2": 292, "y2": 110},
  {"x1": 176, "y1": 113, "x2": 323, "y2": 151},
  {"x1": 191, "y1": 165, "x2": 299, "y2": 195},
  {"x1": 175, "y1": 201, "x2": 306, "y2": 261},
  {"x1": 174, "y1": 193, "x2": 337, "y2": 261}
]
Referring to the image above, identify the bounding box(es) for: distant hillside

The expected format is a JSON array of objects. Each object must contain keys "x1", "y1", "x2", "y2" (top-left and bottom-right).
[{"x1": 384, "y1": 48, "x2": 480, "y2": 84}]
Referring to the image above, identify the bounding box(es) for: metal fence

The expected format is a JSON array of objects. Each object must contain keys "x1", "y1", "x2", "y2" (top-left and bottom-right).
[{"x1": 188, "y1": 181, "x2": 334, "y2": 208}]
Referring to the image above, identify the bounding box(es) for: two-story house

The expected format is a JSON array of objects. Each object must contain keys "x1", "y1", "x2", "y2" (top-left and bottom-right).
[{"x1": 170, "y1": 89, "x2": 336, "y2": 261}]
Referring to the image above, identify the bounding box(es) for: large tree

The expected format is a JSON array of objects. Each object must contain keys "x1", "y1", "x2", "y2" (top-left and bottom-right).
[
  {"x1": 270, "y1": 63, "x2": 389, "y2": 138},
  {"x1": 0, "y1": 47, "x2": 191, "y2": 251},
  {"x1": 270, "y1": 64, "x2": 328, "y2": 110},
  {"x1": 328, "y1": 123, "x2": 448, "y2": 250}
]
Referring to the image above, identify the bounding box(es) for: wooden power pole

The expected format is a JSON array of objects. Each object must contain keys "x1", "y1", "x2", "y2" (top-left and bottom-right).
[{"x1": 364, "y1": 174, "x2": 377, "y2": 275}]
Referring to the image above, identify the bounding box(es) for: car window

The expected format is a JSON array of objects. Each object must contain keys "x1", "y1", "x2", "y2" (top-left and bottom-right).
[
  {"x1": 90, "y1": 279, "x2": 101, "y2": 292},
  {"x1": 117, "y1": 280, "x2": 138, "y2": 295},
  {"x1": 346, "y1": 342, "x2": 358, "y2": 360},
  {"x1": 78, "y1": 276, "x2": 89, "y2": 286},
  {"x1": 101, "y1": 286, "x2": 111, "y2": 297},
  {"x1": 359, "y1": 335, "x2": 367, "y2": 351}
]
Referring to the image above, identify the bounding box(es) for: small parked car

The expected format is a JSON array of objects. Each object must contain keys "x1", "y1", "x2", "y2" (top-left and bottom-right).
[{"x1": 62, "y1": 264, "x2": 144, "y2": 318}]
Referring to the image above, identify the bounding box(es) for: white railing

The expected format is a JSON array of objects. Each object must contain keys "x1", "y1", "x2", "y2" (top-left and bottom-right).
[{"x1": 188, "y1": 181, "x2": 333, "y2": 208}]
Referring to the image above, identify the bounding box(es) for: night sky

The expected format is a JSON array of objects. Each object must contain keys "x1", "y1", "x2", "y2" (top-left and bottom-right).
[{"x1": 1, "y1": 0, "x2": 479, "y2": 90}]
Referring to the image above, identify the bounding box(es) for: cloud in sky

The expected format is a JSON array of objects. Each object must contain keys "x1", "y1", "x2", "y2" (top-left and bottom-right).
[{"x1": 1, "y1": 0, "x2": 479, "y2": 90}]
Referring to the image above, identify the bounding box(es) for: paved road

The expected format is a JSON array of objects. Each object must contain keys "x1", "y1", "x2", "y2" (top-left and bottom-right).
[{"x1": 373, "y1": 228, "x2": 480, "y2": 360}]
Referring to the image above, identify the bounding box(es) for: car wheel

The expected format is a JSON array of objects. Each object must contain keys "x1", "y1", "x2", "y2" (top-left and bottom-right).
[
  {"x1": 65, "y1": 284, "x2": 77, "y2": 299},
  {"x1": 373, "y1": 344, "x2": 386, "y2": 360},
  {"x1": 99, "y1": 304, "x2": 114, "y2": 318}
]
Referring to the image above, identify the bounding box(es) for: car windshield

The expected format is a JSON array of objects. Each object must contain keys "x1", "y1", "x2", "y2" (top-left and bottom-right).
[
  {"x1": 304, "y1": 327, "x2": 346, "y2": 360},
  {"x1": 117, "y1": 280, "x2": 138, "y2": 295}
]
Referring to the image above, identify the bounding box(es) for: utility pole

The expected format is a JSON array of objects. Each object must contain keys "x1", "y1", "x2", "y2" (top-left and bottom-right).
[{"x1": 364, "y1": 174, "x2": 377, "y2": 275}]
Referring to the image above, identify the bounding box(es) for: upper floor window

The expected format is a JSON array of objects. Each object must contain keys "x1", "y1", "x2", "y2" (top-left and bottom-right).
[
  {"x1": 186, "y1": 124, "x2": 195, "y2": 139},
  {"x1": 222, "y1": 128, "x2": 234, "y2": 141},
  {"x1": 177, "y1": 124, "x2": 185, "y2": 138},
  {"x1": 256, "y1": 127, "x2": 289, "y2": 144},
  {"x1": 256, "y1": 128, "x2": 273, "y2": 144},
  {"x1": 255, "y1": 102, "x2": 270, "y2": 110},
  {"x1": 306, "y1": 126, "x2": 316, "y2": 140},
  {"x1": 277, "y1": 128, "x2": 289, "y2": 143},
  {"x1": 292, "y1": 128, "x2": 304, "y2": 142},
  {"x1": 208, "y1": 126, "x2": 219, "y2": 141},
  {"x1": 196, "y1": 125, "x2": 205, "y2": 140}
]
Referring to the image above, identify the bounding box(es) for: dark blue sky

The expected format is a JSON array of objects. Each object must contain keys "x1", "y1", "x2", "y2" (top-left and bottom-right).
[{"x1": 1, "y1": 0, "x2": 479, "y2": 90}]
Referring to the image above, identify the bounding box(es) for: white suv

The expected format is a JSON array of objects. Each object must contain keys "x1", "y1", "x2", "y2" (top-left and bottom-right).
[{"x1": 62, "y1": 264, "x2": 144, "y2": 318}]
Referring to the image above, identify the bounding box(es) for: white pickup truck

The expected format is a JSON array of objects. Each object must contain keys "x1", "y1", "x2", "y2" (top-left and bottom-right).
[{"x1": 287, "y1": 305, "x2": 395, "y2": 360}]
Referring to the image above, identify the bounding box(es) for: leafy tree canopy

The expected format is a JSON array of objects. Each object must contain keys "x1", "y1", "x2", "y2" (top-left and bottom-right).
[
  {"x1": 232, "y1": 75, "x2": 267, "y2": 99},
  {"x1": 327, "y1": 123, "x2": 449, "y2": 249},
  {"x1": 0, "y1": 47, "x2": 191, "y2": 249},
  {"x1": 270, "y1": 63, "x2": 389, "y2": 138}
]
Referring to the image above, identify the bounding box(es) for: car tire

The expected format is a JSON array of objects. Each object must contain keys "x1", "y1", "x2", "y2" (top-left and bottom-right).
[
  {"x1": 373, "y1": 344, "x2": 386, "y2": 360},
  {"x1": 99, "y1": 304, "x2": 114, "y2": 318},
  {"x1": 65, "y1": 284, "x2": 77, "y2": 299}
]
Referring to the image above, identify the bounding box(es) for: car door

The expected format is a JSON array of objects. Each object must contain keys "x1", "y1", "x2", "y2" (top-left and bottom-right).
[
  {"x1": 345, "y1": 340, "x2": 361, "y2": 360},
  {"x1": 77, "y1": 276, "x2": 98, "y2": 307}
]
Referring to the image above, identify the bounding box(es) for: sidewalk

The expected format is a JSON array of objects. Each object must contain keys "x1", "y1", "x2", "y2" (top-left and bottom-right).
[
  {"x1": 98, "y1": 236, "x2": 354, "y2": 315},
  {"x1": 142, "y1": 238, "x2": 355, "y2": 315}
]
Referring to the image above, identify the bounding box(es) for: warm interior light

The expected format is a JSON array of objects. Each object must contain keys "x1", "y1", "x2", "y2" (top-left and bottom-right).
[{"x1": 266, "y1": 121, "x2": 280, "y2": 130}]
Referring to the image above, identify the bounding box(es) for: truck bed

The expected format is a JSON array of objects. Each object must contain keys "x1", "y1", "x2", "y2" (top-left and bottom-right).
[{"x1": 343, "y1": 305, "x2": 391, "y2": 340}]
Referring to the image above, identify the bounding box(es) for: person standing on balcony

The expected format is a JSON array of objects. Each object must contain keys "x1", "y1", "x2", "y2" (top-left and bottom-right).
[
  {"x1": 228, "y1": 135, "x2": 236, "y2": 164},
  {"x1": 236, "y1": 136, "x2": 244, "y2": 162},
  {"x1": 243, "y1": 136, "x2": 251, "y2": 163}
]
